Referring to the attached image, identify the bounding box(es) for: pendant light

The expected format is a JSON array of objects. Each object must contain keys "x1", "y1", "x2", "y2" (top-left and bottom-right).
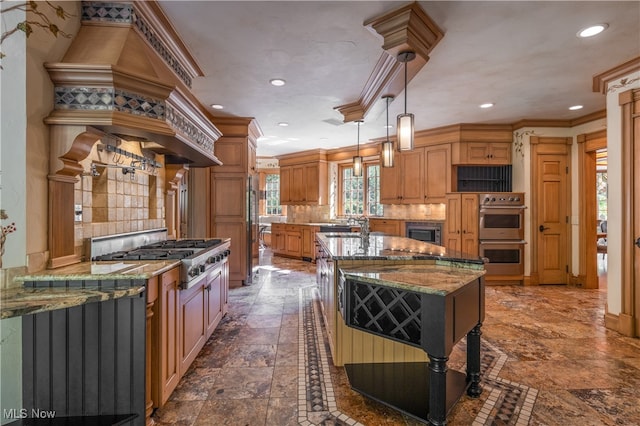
[
  {"x1": 381, "y1": 95, "x2": 395, "y2": 167},
  {"x1": 353, "y1": 120, "x2": 363, "y2": 177},
  {"x1": 397, "y1": 51, "x2": 416, "y2": 151}
]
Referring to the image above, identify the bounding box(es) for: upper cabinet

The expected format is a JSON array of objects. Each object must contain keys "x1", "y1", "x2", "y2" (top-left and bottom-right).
[
  {"x1": 452, "y1": 142, "x2": 511, "y2": 165},
  {"x1": 380, "y1": 144, "x2": 451, "y2": 204},
  {"x1": 277, "y1": 150, "x2": 328, "y2": 205}
]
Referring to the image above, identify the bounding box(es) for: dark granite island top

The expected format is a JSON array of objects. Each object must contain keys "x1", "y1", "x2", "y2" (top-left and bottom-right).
[{"x1": 315, "y1": 232, "x2": 485, "y2": 267}]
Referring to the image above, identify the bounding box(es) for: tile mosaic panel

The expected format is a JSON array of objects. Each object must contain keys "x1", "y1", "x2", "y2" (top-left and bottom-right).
[{"x1": 54, "y1": 87, "x2": 165, "y2": 120}]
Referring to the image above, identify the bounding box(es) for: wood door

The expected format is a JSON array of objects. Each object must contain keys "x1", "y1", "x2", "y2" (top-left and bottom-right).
[
  {"x1": 532, "y1": 139, "x2": 570, "y2": 285},
  {"x1": 466, "y1": 143, "x2": 491, "y2": 164},
  {"x1": 380, "y1": 159, "x2": 401, "y2": 204},
  {"x1": 424, "y1": 144, "x2": 450, "y2": 203},
  {"x1": 280, "y1": 167, "x2": 292, "y2": 204},
  {"x1": 489, "y1": 143, "x2": 512, "y2": 164},
  {"x1": 304, "y1": 164, "x2": 320, "y2": 203},
  {"x1": 285, "y1": 229, "x2": 302, "y2": 257},
  {"x1": 619, "y1": 88, "x2": 640, "y2": 337},
  {"x1": 401, "y1": 148, "x2": 424, "y2": 204},
  {"x1": 444, "y1": 194, "x2": 462, "y2": 252},
  {"x1": 155, "y1": 267, "x2": 180, "y2": 407},
  {"x1": 206, "y1": 268, "x2": 223, "y2": 338},
  {"x1": 179, "y1": 281, "x2": 206, "y2": 375},
  {"x1": 460, "y1": 194, "x2": 478, "y2": 256},
  {"x1": 291, "y1": 165, "x2": 305, "y2": 202}
]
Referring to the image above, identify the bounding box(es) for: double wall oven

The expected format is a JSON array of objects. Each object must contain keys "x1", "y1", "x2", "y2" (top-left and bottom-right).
[{"x1": 478, "y1": 193, "x2": 526, "y2": 280}]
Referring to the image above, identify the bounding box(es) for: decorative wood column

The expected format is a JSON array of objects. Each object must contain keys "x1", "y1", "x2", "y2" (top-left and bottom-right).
[{"x1": 48, "y1": 127, "x2": 103, "y2": 268}]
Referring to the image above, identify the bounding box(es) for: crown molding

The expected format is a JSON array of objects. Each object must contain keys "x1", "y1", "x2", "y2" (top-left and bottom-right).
[
  {"x1": 334, "y1": 2, "x2": 443, "y2": 123},
  {"x1": 592, "y1": 56, "x2": 640, "y2": 94}
]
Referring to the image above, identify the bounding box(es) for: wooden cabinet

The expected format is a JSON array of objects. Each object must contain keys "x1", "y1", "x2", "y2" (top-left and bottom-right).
[
  {"x1": 369, "y1": 218, "x2": 402, "y2": 236},
  {"x1": 452, "y1": 142, "x2": 511, "y2": 165},
  {"x1": 179, "y1": 279, "x2": 207, "y2": 374},
  {"x1": 206, "y1": 266, "x2": 224, "y2": 340},
  {"x1": 381, "y1": 148, "x2": 425, "y2": 204},
  {"x1": 302, "y1": 225, "x2": 319, "y2": 260},
  {"x1": 444, "y1": 193, "x2": 479, "y2": 256},
  {"x1": 380, "y1": 145, "x2": 451, "y2": 204},
  {"x1": 424, "y1": 144, "x2": 451, "y2": 202},
  {"x1": 277, "y1": 150, "x2": 328, "y2": 205},
  {"x1": 153, "y1": 266, "x2": 180, "y2": 407},
  {"x1": 272, "y1": 223, "x2": 318, "y2": 261},
  {"x1": 279, "y1": 162, "x2": 328, "y2": 205}
]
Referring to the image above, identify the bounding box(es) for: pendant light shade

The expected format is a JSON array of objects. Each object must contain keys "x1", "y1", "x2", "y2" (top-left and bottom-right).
[
  {"x1": 353, "y1": 120, "x2": 363, "y2": 177},
  {"x1": 397, "y1": 51, "x2": 416, "y2": 152},
  {"x1": 381, "y1": 95, "x2": 395, "y2": 167}
]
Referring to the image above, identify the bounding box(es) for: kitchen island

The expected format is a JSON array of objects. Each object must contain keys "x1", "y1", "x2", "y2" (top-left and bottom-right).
[{"x1": 315, "y1": 233, "x2": 485, "y2": 425}]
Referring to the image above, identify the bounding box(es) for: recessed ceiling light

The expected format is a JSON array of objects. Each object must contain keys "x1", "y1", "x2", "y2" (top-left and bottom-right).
[
  {"x1": 569, "y1": 105, "x2": 584, "y2": 111},
  {"x1": 210, "y1": 104, "x2": 224, "y2": 110},
  {"x1": 278, "y1": 122, "x2": 289, "y2": 127},
  {"x1": 480, "y1": 103, "x2": 494, "y2": 109},
  {"x1": 577, "y1": 24, "x2": 608, "y2": 38},
  {"x1": 270, "y1": 79, "x2": 286, "y2": 86}
]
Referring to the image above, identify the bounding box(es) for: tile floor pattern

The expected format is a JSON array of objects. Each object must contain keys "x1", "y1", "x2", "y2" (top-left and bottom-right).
[{"x1": 153, "y1": 251, "x2": 640, "y2": 425}]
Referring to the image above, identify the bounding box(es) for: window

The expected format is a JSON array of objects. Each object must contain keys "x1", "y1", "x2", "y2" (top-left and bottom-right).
[
  {"x1": 265, "y1": 173, "x2": 282, "y2": 215},
  {"x1": 340, "y1": 163, "x2": 382, "y2": 216}
]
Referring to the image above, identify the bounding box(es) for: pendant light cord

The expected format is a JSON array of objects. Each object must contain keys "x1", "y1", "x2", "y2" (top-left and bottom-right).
[
  {"x1": 386, "y1": 97, "x2": 390, "y2": 140},
  {"x1": 403, "y1": 59, "x2": 408, "y2": 114},
  {"x1": 357, "y1": 121, "x2": 360, "y2": 156}
]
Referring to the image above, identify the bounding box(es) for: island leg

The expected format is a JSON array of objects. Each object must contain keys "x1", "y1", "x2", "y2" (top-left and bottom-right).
[
  {"x1": 466, "y1": 323, "x2": 483, "y2": 398},
  {"x1": 427, "y1": 354, "x2": 448, "y2": 426}
]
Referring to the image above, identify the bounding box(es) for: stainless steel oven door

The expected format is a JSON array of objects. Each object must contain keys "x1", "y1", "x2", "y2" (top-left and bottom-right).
[
  {"x1": 478, "y1": 206, "x2": 524, "y2": 240},
  {"x1": 479, "y1": 240, "x2": 525, "y2": 276}
]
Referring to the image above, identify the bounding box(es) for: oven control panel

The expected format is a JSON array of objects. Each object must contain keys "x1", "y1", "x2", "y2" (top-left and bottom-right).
[{"x1": 479, "y1": 192, "x2": 525, "y2": 206}]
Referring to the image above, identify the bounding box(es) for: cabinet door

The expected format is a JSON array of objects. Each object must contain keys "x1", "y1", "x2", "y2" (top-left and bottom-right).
[
  {"x1": 302, "y1": 226, "x2": 318, "y2": 260},
  {"x1": 424, "y1": 145, "x2": 451, "y2": 203},
  {"x1": 291, "y1": 166, "x2": 305, "y2": 202},
  {"x1": 444, "y1": 194, "x2": 462, "y2": 252},
  {"x1": 248, "y1": 143, "x2": 257, "y2": 175},
  {"x1": 466, "y1": 143, "x2": 491, "y2": 164},
  {"x1": 369, "y1": 218, "x2": 400, "y2": 235},
  {"x1": 380, "y1": 161, "x2": 402, "y2": 204},
  {"x1": 206, "y1": 267, "x2": 223, "y2": 338},
  {"x1": 179, "y1": 281, "x2": 207, "y2": 375},
  {"x1": 285, "y1": 229, "x2": 302, "y2": 257},
  {"x1": 489, "y1": 143, "x2": 511, "y2": 164},
  {"x1": 271, "y1": 224, "x2": 286, "y2": 254},
  {"x1": 279, "y1": 167, "x2": 292, "y2": 204},
  {"x1": 156, "y1": 267, "x2": 180, "y2": 407},
  {"x1": 304, "y1": 164, "x2": 320, "y2": 204},
  {"x1": 460, "y1": 194, "x2": 479, "y2": 256},
  {"x1": 400, "y1": 149, "x2": 425, "y2": 204}
]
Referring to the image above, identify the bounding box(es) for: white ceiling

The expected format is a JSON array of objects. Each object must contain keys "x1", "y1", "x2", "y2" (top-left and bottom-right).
[{"x1": 157, "y1": 1, "x2": 640, "y2": 158}]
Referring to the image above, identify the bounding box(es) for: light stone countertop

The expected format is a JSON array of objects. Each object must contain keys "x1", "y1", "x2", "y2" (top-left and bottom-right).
[
  {"x1": 14, "y1": 260, "x2": 181, "y2": 282},
  {"x1": 0, "y1": 285, "x2": 145, "y2": 319},
  {"x1": 340, "y1": 263, "x2": 485, "y2": 296},
  {"x1": 316, "y1": 233, "x2": 485, "y2": 266},
  {"x1": 1, "y1": 260, "x2": 181, "y2": 319}
]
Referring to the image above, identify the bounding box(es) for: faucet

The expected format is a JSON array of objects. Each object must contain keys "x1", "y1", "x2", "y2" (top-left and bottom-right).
[{"x1": 348, "y1": 216, "x2": 370, "y2": 240}]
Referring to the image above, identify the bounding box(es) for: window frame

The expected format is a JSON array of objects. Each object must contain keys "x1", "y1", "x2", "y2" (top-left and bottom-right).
[
  {"x1": 259, "y1": 170, "x2": 286, "y2": 216},
  {"x1": 338, "y1": 160, "x2": 382, "y2": 217}
]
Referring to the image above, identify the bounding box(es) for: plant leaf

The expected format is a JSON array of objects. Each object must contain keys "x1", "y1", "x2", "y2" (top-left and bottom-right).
[
  {"x1": 29, "y1": 1, "x2": 38, "y2": 10},
  {"x1": 49, "y1": 24, "x2": 59, "y2": 37},
  {"x1": 16, "y1": 22, "x2": 33, "y2": 37},
  {"x1": 56, "y1": 6, "x2": 66, "y2": 19}
]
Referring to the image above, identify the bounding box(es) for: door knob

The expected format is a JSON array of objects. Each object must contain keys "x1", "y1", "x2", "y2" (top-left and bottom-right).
[
  {"x1": 539, "y1": 225, "x2": 550, "y2": 232},
  {"x1": 636, "y1": 237, "x2": 640, "y2": 248}
]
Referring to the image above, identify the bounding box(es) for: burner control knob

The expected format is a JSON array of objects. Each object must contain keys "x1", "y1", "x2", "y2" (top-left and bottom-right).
[
  {"x1": 515, "y1": 197, "x2": 520, "y2": 202},
  {"x1": 189, "y1": 267, "x2": 199, "y2": 277},
  {"x1": 199, "y1": 264, "x2": 206, "y2": 273},
  {"x1": 484, "y1": 197, "x2": 490, "y2": 203},
  {"x1": 207, "y1": 256, "x2": 215, "y2": 264},
  {"x1": 508, "y1": 197, "x2": 514, "y2": 202},
  {"x1": 491, "y1": 197, "x2": 496, "y2": 202}
]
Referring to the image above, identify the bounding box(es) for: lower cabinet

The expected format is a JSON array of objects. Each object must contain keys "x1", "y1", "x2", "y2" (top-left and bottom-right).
[
  {"x1": 151, "y1": 259, "x2": 229, "y2": 413},
  {"x1": 369, "y1": 218, "x2": 402, "y2": 236},
  {"x1": 272, "y1": 224, "x2": 317, "y2": 261}
]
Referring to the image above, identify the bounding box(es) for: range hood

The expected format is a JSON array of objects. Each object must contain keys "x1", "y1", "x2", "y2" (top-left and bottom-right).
[{"x1": 44, "y1": 1, "x2": 222, "y2": 167}]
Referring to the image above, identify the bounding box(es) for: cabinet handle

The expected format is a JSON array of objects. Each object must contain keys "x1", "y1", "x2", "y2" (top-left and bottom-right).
[
  {"x1": 457, "y1": 230, "x2": 460, "y2": 234},
  {"x1": 463, "y1": 230, "x2": 466, "y2": 234},
  {"x1": 205, "y1": 284, "x2": 212, "y2": 292}
]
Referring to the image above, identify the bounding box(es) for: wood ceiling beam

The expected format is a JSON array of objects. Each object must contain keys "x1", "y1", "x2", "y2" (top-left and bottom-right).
[{"x1": 334, "y1": 2, "x2": 444, "y2": 123}]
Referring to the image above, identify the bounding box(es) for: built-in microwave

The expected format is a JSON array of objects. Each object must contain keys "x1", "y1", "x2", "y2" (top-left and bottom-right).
[{"x1": 404, "y1": 221, "x2": 442, "y2": 246}]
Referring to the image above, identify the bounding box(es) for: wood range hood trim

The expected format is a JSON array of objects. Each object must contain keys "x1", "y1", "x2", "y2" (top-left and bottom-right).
[{"x1": 44, "y1": 0, "x2": 222, "y2": 168}]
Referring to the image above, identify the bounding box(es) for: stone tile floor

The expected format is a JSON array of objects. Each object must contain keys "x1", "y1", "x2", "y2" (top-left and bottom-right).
[{"x1": 152, "y1": 250, "x2": 640, "y2": 425}]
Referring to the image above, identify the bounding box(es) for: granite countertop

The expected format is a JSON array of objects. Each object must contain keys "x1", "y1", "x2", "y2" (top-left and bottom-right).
[
  {"x1": 340, "y1": 264, "x2": 485, "y2": 296},
  {"x1": 0, "y1": 285, "x2": 145, "y2": 319},
  {"x1": 14, "y1": 260, "x2": 181, "y2": 282},
  {"x1": 316, "y1": 233, "x2": 485, "y2": 266}
]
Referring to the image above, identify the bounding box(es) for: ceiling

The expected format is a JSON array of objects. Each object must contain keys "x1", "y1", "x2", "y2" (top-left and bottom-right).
[{"x1": 157, "y1": 1, "x2": 640, "y2": 158}]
